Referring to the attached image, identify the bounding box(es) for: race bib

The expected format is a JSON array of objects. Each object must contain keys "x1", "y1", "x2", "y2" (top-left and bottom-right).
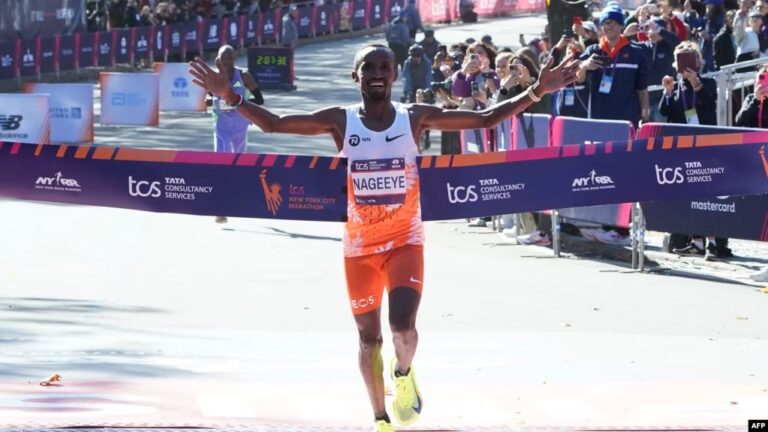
[
  {"x1": 215, "y1": 98, "x2": 237, "y2": 112},
  {"x1": 350, "y1": 158, "x2": 407, "y2": 205},
  {"x1": 564, "y1": 89, "x2": 575, "y2": 106},
  {"x1": 685, "y1": 108, "x2": 700, "y2": 125},
  {"x1": 599, "y1": 75, "x2": 613, "y2": 94}
]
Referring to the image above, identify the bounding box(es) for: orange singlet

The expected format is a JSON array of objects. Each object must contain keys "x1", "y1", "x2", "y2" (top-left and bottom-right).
[{"x1": 340, "y1": 103, "x2": 425, "y2": 315}]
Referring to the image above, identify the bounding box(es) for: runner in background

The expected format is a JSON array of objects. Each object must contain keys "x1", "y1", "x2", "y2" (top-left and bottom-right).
[{"x1": 206, "y1": 45, "x2": 264, "y2": 224}]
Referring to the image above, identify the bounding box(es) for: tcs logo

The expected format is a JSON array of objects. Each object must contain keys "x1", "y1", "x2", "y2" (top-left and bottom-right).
[
  {"x1": 128, "y1": 176, "x2": 161, "y2": 197},
  {"x1": 446, "y1": 182, "x2": 478, "y2": 203},
  {"x1": 654, "y1": 165, "x2": 684, "y2": 185}
]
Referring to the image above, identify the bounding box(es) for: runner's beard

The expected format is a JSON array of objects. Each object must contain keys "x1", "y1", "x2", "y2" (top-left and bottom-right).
[{"x1": 365, "y1": 87, "x2": 388, "y2": 101}]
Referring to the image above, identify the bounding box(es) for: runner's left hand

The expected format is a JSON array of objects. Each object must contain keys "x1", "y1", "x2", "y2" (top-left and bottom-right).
[{"x1": 535, "y1": 54, "x2": 580, "y2": 95}]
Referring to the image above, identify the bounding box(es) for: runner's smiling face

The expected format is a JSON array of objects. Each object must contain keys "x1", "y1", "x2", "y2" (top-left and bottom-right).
[{"x1": 353, "y1": 48, "x2": 398, "y2": 102}]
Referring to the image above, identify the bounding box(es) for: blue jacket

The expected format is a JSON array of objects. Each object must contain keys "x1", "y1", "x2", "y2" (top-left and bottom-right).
[
  {"x1": 403, "y1": 55, "x2": 433, "y2": 95},
  {"x1": 580, "y1": 40, "x2": 649, "y2": 125},
  {"x1": 636, "y1": 27, "x2": 680, "y2": 105}
]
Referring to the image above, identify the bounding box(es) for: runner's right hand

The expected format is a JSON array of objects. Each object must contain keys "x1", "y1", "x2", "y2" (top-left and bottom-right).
[{"x1": 190, "y1": 57, "x2": 233, "y2": 101}]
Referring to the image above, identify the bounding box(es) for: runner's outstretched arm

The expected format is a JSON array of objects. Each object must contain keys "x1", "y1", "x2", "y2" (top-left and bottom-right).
[
  {"x1": 189, "y1": 58, "x2": 342, "y2": 135},
  {"x1": 417, "y1": 56, "x2": 580, "y2": 131}
]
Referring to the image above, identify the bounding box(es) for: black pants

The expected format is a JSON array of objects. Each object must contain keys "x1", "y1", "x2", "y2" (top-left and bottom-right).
[{"x1": 389, "y1": 43, "x2": 407, "y2": 70}]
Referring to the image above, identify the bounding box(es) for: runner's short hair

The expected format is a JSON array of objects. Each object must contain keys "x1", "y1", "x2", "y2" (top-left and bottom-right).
[{"x1": 353, "y1": 44, "x2": 395, "y2": 71}]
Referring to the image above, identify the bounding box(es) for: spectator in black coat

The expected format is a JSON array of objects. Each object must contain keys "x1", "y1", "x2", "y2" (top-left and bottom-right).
[
  {"x1": 735, "y1": 65, "x2": 768, "y2": 126},
  {"x1": 714, "y1": 10, "x2": 737, "y2": 69},
  {"x1": 659, "y1": 42, "x2": 718, "y2": 125}
]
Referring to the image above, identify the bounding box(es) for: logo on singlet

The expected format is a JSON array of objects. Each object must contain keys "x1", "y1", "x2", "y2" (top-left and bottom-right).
[
  {"x1": 349, "y1": 134, "x2": 360, "y2": 146},
  {"x1": 385, "y1": 133, "x2": 405, "y2": 143},
  {"x1": 259, "y1": 169, "x2": 283, "y2": 216}
]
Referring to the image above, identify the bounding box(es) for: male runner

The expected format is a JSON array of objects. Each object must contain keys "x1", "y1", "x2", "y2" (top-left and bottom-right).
[
  {"x1": 208, "y1": 45, "x2": 263, "y2": 224},
  {"x1": 190, "y1": 45, "x2": 578, "y2": 432}
]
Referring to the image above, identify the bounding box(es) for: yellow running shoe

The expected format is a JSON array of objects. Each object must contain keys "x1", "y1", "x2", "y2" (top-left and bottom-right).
[
  {"x1": 373, "y1": 419, "x2": 396, "y2": 432},
  {"x1": 390, "y1": 357, "x2": 422, "y2": 425}
]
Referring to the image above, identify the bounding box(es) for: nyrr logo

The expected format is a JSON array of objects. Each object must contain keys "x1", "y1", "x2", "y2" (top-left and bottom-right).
[
  {"x1": 654, "y1": 164, "x2": 684, "y2": 185},
  {"x1": 571, "y1": 169, "x2": 615, "y2": 191},
  {"x1": 446, "y1": 183, "x2": 478, "y2": 204},
  {"x1": 35, "y1": 171, "x2": 82, "y2": 191},
  {"x1": 259, "y1": 169, "x2": 283, "y2": 216},
  {"x1": 128, "y1": 176, "x2": 161, "y2": 198},
  {"x1": 0, "y1": 115, "x2": 23, "y2": 130}
]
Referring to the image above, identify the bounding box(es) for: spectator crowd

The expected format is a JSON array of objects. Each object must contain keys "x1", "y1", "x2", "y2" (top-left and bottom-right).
[{"x1": 386, "y1": 0, "x2": 768, "y2": 260}]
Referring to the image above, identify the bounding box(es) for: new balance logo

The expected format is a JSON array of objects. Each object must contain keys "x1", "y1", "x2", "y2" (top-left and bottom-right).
[{"x1": 0, "y1": 115, "x2": 22, "y2": 131}]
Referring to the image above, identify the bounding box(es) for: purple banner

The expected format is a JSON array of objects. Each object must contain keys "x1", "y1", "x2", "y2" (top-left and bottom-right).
[
  {"x1": 0, "y1": 0, "x2": 86, "y2": 43},
  {"x1": 1, "y1": 133, "x2": 768, "y2": 224},
  {"x1": 59, "y1": 34, "x2": 75, "y2": 72},
  {"x1": 369, "y1": 0, "x2": 387, "y2": 27},
  {"x1": 167, "y1": 24, "x2": 183, "y2": 56},
  {"x1": 553, "y1": 116, "x2": 634, "y2": 227},
  {"x1": 0, "y1": 41, "x2": 17, "y2": 80},
  {"x1": 352, "y1": 0, "x2": 368, "y2": 30},
  {"x1": 39, "y1": 36, "x2": 56, "y2": 74},
  {"x1": 418, "y1": 134, "x2": 768, "y2": 221},
  {"x1": 203, "y1": 19, "x2": 222, "y2": 51},
  {"x1": 183, "y1": 21, "x2": 201, "y2": 55},
  {"x1": 96, "y1": 31, "x2": 114, "y2": 67},
  {"x1": 260, "y1": 12, "x2": 277, "y2": 44},
  {"x1": 0, "y1": 144, "x2": 347, "y2": 222},
  {"x1": 298, "y1": 6, "x2": 314, "y2": 38},
  {"x1": 639, "y1": 123, "x2": 768, "y2": 241},
  {"x1": 225, "y1": 17, "x2": 241, "y2": 47},
  {"x1": 19, "y1": 38, "x2": 38, "y2": 77},
  {"x1": 77, "y1": 31, "x2": 95, "y2": 68},
  {"x1": 152, "y1": 25, "x2": 167, "y2": 62},
  {"x1": 133, "y1": 26, "x2": 151, "y2": 63},
  {"x1": 244, "y1": 15, "x2": 259, "y2": 46},
  {"x1": 316, "y1": 4, "x2": 335, "y2": 35},
  {"x1": 114, "y1": 29, "x2": 132, "y2": 64}
]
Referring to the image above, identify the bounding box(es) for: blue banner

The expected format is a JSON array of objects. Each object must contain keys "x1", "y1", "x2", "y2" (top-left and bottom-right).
[
  {"x1": 639, "y1": 123, "x2": 768, "y2": 241},
  {"x1": 59, "y1": 34, "x2": 76, "y2": 71},
  {"x1": 352, "y1": 0, "x2": 368, "y2": 30},
  {"x1": 133, "y1": 26, "x2": 151, "y2": 63},
  {"x1": 153, "y1": 25, "x2": 167, "y2": 62},
  {"x1": 202, "y1": 19, "x2": 221, "y2": 52},
  {"x1": 96, "y1": 31, "x2": 114, "y2": 67},
  {"x1": 77, "y1": 31, "x2": 95, "y2": 68},
  {"x1": 0, "y1": 41, "x2": 16, "y2": 80},
  {"x1": 0, "y1": 144, "x2": 347, "y2": 222},
  {"x1": 39, "y1": 36, "x2": 56, "y2": 74},
  {"x1": 19, "y1": 38, "x2": 37, "y2": 77},
  {"x1": 418, "y1": 133, "x2": 768, "y2": 221},
  {"x1": 114, "y1": 29, "x2": 132, "y2": 64},
  {"x1": 1, "y1": 132, "x2": 767, "y2": 224}
]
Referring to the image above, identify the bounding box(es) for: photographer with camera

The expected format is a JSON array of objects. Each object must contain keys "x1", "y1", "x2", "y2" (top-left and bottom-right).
[{"x1": 402, "y1": 45, "x2": 433, "y2": 103}]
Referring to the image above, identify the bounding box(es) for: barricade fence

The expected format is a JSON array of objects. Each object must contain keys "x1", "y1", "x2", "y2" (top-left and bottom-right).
[
  {"x1": 458, "y1": 114, "x2": 768, "y2": 264},
  {"x1": 0, "y1": 0, "x2": 545, "y2": 83}
]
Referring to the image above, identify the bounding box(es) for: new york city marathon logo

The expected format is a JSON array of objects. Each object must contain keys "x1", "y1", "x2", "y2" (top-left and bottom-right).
[{"x1": 259, "y1": 169, "x2": 283, "y2": 216}]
